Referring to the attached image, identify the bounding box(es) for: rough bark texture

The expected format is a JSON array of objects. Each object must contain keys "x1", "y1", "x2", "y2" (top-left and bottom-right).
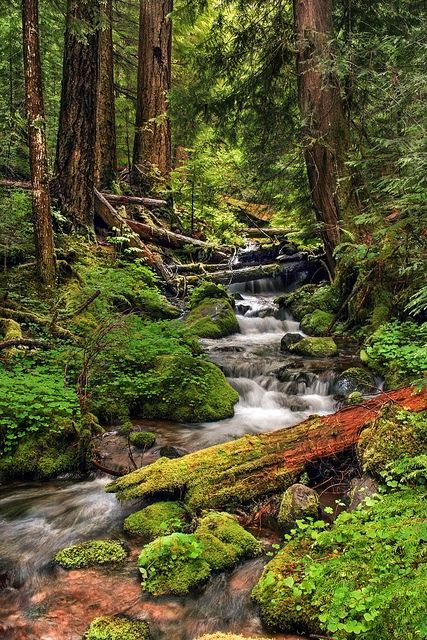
[
  {"x1": 56, "y1": 0, "x2": 100, "y2": 230},
  {"x1": 132, "y1": 0, "x2": 172, "y2": 190},
  {"x1": 107, "y1": 387, "x2": 427, "y2": 509},
  {"x1": 95, "y1": 0, "x2": 117, "y2": 188},
  {"x1": 294, "y1": 0, "x2": 347, "y2": 275},
  {"x1": 22, "y1": 0, "x2": 56, "y2": 286}
]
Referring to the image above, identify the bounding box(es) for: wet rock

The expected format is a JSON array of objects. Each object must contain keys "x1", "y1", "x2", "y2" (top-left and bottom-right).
[
  {"x1": 275, "y1": 368, "x2": 314, "y2": 385},
  {"x1": 289, "y1": 337, "x2": 338, "y2": 358},
  {"x1": 348, "y1": 475, "x2": 379, "y2": 510},
  {"x1": 236, "y1": 304, "x2": 251, "y2": 315},
  {"x1": 54, "y1": 540, "x2": 127, "y2": 570},
  {"x1": 278, "y1": 484, "x2": 319, "y2": 530},
  {"x1": 335, "y1": 367, "x2": 376, "y2": 396},
  {"x1": 159, "y1": 445, "x2": 187, "y2": 459},
  {"x1": 185, "y1": 298, "x2": 240, "y2": 339},
  {"x1": 84, "y1": 615, "x2": 150, "y2": 640},
  {"x1": 300, "y1": 309, "x2": 334, "y2": 336},
  {"x1": 124, "y1": 501, "x2": 188, "y2": 540},
  {"x1": 280, "y1": 333, "x2": 303, "y2": 351}
]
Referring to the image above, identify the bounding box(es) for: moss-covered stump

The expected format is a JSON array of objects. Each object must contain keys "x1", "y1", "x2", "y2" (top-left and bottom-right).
[
  {"x1": 54, "y1": 540, "x2": 126, "y2": 569},
  {"x1": 335, "y1": 367, "x2": 376, "y2": 396},
  {"x1": 123, "y1": 501, "x2": 188, "y2": 540},
  {"x1": 107, "y1": 388, "x2": 427, "y2": 510},
  {"x1": 300, "y1": 310, "x2": 334, "y2": 336},
  {"x1": 278, "y1": 484, "x2": 319, "y2": 530},
  {"x1": 84, "y1": 616, "x2": 150, "y2": 640},
  {"x1": 129, "y1": 431, "x2": 156, "y2": 449},
  {"x1": 141, "y1": 355, "x2": 239, "y2": 422},
  {"x1": 289, "y1": 337, "x2": 338, "y2": 358},
  {"x1": 252, "y1": 487, "x2": 427, "y2": 639},
  {"x1": 138, "y1": 533, "x2": 211, "y2": 595},
  {"x1": 185, "y1": 298, "x2": 240, "y2": 339},
  {"x1": 357, "y1": 406, "x2": 427, "y2": 478},
  {"x1": 195, "y1": 511, "x2": 261, "y2": 570}
]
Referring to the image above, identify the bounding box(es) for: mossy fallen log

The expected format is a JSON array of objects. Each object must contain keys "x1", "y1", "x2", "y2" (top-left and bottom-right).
[{"x1": 107, "y1": 387, "x2": 427, "y2": 509}]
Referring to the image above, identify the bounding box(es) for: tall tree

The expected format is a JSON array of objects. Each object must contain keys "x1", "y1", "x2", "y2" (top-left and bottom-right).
[
  {"x1": 293, "y1": 0, "x2": 347, "y2": 275},
  {"x1": 95, "y1": 0, "x2": 117, "y2": 189},
  {"x1": 22, "y1": 0, "x2": 56, "y2": 286},
  {"x1": 132, "y1": 0, "x2": 173, "y2": 191},
  {"x1": 56, "y1": 0, "x2": 100, "y2": 230}
]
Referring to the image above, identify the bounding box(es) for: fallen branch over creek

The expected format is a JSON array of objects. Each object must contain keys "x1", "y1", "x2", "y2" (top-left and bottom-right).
[{"x1": 106, "y1": 387, "x2": 427, "y2": 509}]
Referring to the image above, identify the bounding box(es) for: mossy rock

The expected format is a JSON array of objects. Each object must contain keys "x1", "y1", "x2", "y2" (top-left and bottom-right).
[
  {"x1": 357, "y1": 406, "x2": 427, "y2": 478},
  {"x1": 84, "y1": 616, "x2": 150, "y2": 640},
  {"x1": 138, "y1": 533, "x2": 211, "y2": 595},
  {"x1": 335, "y1": 367, "x2": 376, "y2": 396},
  {"x1": 129, "y1": 431, "x2": 156, "y2": 449},
  {"x1": 278, "y1": 484, "x2": 319, "y2": 530},
  {"x1": 189, "y1": 281, "x2": 230, "y2": 309},
  {"x1": 54, "y1": 539, "x2": 127, "y2": 569},
  {"x1": 185, "y1": 298, "x2": 240, "y2": 339},
  {"x1": 141, "y1": 354, "x2": 239, "y2": 422},
  {"x1": 289, "y1": 337, "x2": 338, "y2": 358},
  {"x1": 276, "y1": 284, "x2": 340, "y2": 320},
  {"x1": 123, "y1": 501, "x2": 188, "y2": 540},
  {"x1": 195, "y1": 511, "x2": 261, "y2": 571},
  {"x1": 300, "y1": 309, "x2": 334, "y2": 336}
]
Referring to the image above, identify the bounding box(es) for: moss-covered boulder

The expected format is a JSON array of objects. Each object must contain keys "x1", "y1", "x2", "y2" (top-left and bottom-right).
[
  {"x1": 335, "y1": 367, "x2": 376, "y2": 396},
  {"x1": 129, "y1": 431, "x2": 156, "y2": 449},
  {"x1": 357, "y1": 406, "x2": 427, "y2": 478},
  {"x1": 289, "y1": 337, "x2": 338, "y2": 358},
  {"x1": 195, "y1": 511, "x2": 261, "y2": 571},
  {"x1": 278, "y1": 484, "x2": 319, "y2": 530},
  {"x1": 138, "y1": 533, "x2": 211, "y2": 595},
  {"x1": 280, "y1": 333, "x2": 303, "y2": 351},
  {"x1": 123, "y1": 501, "x2": 188, "y2": 540},
  {"x1": 185, "y1": 298, "x2": 240, "y2": 339},
  {"x1": 275, "y1": 284, "x2": 340, "y2": 320},
  {"x1": 54, "y1": 540, "x2": 126, "y2": 569},
  {"x1": 141, "y1": 354, "x2": 239, "y2": 422},
  {"x1": 189, "y1": 281, "x2": 230, "y2": 308},
  {"x1": 84, "y1": 616, "x2": 150, "y2": 640},
  {"x1": 300, "y1": 309, "x2": 334, "y2": 336}
]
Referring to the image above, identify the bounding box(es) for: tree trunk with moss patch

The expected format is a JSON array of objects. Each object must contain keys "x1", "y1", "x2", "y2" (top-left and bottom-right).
[{"x1": 107, "y1": 387, "x2": 427, "y2": 509}]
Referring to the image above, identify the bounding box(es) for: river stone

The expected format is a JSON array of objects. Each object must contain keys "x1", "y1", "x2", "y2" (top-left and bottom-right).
[
  {"x1": 300, "y1": 309, "x2": 334, "y2": 336},
  {"x1": 280, "y1": 333, "x2": 303, "y2": 351},
  {"x1": 159, "y1": 445, "x2": 187, "y2": 459},
  {"x1": 348, "y1": 475, "x2": 379, "y2": 511},
  {"x1": 278, "y1": 484, "x2": 319, "y2": 530},
  {"x1": 84, "y1": 616, "x2": 150, "y2": 640},
  {"x1": 335, "y1": 367, "x2": 376, "y2": 396},
  {"x1": 288, "y1": 337, "x2": 338, "y2": 358}
]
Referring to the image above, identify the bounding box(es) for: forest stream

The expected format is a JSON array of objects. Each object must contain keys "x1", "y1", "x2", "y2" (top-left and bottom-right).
[{"x1": 0, "y1": 276, "x2": 362, "y2": 640}]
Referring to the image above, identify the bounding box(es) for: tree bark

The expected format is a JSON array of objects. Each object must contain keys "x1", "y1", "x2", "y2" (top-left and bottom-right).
[
  {"x1": 132, "y1": 0, "x2": 173, "y2": 191},
  {"x1": 56, "y1": 0, "x2": 100, "y2": 230},
  {"x1": 184, "y1": 261, "x2": 308, "y2": 286},
  {"x1": 294, "y1": 0, "x2": 347, "y2": 275},
  {"x1": 22, "y1": 0, "x2": 56, "y2": 287},
  {"x1": 107, "y1": 387, "x2": 427, "y2": 509},
  {"x1": 95, "y1": 0, "x2": 117, "y2": 189}
]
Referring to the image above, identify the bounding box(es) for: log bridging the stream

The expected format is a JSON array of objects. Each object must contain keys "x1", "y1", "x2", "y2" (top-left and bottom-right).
[{"x1": 107, "y1": 387, "x2": 427, "y2": 509}]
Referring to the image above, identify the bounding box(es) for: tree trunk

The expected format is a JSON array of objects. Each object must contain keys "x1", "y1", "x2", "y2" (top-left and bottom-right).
[
  {"x1": 294, "y1": 0, "x2": 347, "y2": 276},
  {"x1": 107, "y1": 387, "x2": 427, "y2": 509},
  {"x1": 95, "y1": 0, "x2": 117, "y2": 189},
  {"x1": 22, "y1": 0, "x2": 56, "y2": 287},
  {"x1": 132, "y1": 0, "x2": 173, "y2": 191},
  {"x1": 56, "y1": 0, "x2": 100, "y2": 230}
]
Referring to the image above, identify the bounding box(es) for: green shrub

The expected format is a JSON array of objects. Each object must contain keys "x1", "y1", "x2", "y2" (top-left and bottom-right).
[{"x1": 54, "y1": 540, "x2": 127, "y2": 569}]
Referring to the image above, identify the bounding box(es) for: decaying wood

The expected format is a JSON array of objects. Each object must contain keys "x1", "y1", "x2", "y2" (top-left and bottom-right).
[
  {"x1": 103, "y1": 193, "x2": 167, "y2": 209},
  {"x1": 0, "y1": 306, "x2": 74, "y2": 340},
  {"x1": 70, "y1": 290, "x2": 101, "y2": 317},
  {"x1": 107, "y1": 387, "x2": 427, "y2": 509},
  {"x1": 0, "y1": 338, "x2": 50, "y2": 351},
  {"x1": 184, "y1": 262, "x2": 283, "y2": 285},
  {"x1": 243, "y1": 227, "x2": 294, "y2": 238},
  {"x1": 172, "y1": 262, "x2": 230, "y2": 274},
  {"x1": 91, "y1": 458, "x2": 125, "y2": 477}
]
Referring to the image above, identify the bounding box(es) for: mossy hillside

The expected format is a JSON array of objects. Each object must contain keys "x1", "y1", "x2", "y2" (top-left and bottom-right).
[
  {"x1": 288, "y1": 337, "x2": 338, "y2": 358},
  {"x1": 300, "y1": 309, "x2": 334, "y2": 336},
  {"x1": 275, "y1": 284, "x2": 340, "y2": 320},
  {"x1": 84, "y1": 616, "x2": 150, "y2": 640},
  {"x1": 357, "y1": 406, "x2": 427, "y2": 478},
  {"x1": 123, "y1": 501, "x2": 189, "y2": 540},
  {"x1": 129, "y1": 431, "x2": 156, "y2": 449},
  {"x1": 252, "y1": 486, "x2": 427, "y2": 639},
  {"x1": 54, "y1": 540, "x2": 127, "y2": 569},
  {"x1": 185, "y1": 298, "x2": 240, "y2": 339}
]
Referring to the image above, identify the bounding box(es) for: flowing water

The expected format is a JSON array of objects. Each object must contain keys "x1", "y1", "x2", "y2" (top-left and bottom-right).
[{"x1": 0, "y1": 276, "x2": 359, "y2": 640}]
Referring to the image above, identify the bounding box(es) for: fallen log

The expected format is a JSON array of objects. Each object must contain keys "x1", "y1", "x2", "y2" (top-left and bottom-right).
[
  {"x1": 106, "y1": 387, "x2": 427, "y2": 509},
  {"x1": 0, "y1": 306, "x2": 74, "y2": 340},
  {"x1": 243, "y1": 227, "x2": 295, "y2": 238},
  {"x1": 102, "y1": 193, "x2": 167, "y2": 209},
  {"x1": 184, "y1": 262, "x2": 284, "y2": 285},
  {"x1": 0, "y1": 338, "x2": 50, "y2": 351},
  {"x1": 94, "y1": 189, "x2": 175, "y2": 287}
]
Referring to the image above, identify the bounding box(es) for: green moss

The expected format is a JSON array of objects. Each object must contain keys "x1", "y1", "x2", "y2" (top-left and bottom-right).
[
  {"x1": 276, "y1": 284, "x2": 340, "y2": 320},
  {"x1": 84, "y1": 616, "x2": 150, "y2": 640},
  {"x1": 138, "y1": 533, "x2": 211, "y2": 595},
  {"x1": 300, "y1": 309, "x2": 334, "y2": 336},
  {"x1": 54, "y1": 539, "x2": 127, "y2": 569},
  {"x1": 185, "y1": 298, "x2": 240, "y2": 339},
  {"x1": 289, "y1": 337, "x2": 338, "y2": 358},
  {"x1": 278, "y1": 484, "x2": 319, "y2": 530},
  {"x1": 195, "y1": 511, "x2": 261, "y2": 570},
  {"x1": 358, "y1": 406, "x2": 427, "y2": 478},
  {"x1": 129, "y1": 431, "x2": 156, "y2": 449},
  {"x1": 189, "y1": 281, "x2": 230, "y2": 308},
  {"x1": 123, "y1": 501, "x2": 188, "y2": 540},
  {"x1": 141, "y1": 354, "x2": 239, "y2": 422},
  {"x1": 335, "y1": 367, "x2": 376, "y2": 396},
  {"x1": 196, "y1": 636, "x2": 269, "y2": 640},
  {"x1": 371, "y1": 303, "x2": 391, "y2": 329}
]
